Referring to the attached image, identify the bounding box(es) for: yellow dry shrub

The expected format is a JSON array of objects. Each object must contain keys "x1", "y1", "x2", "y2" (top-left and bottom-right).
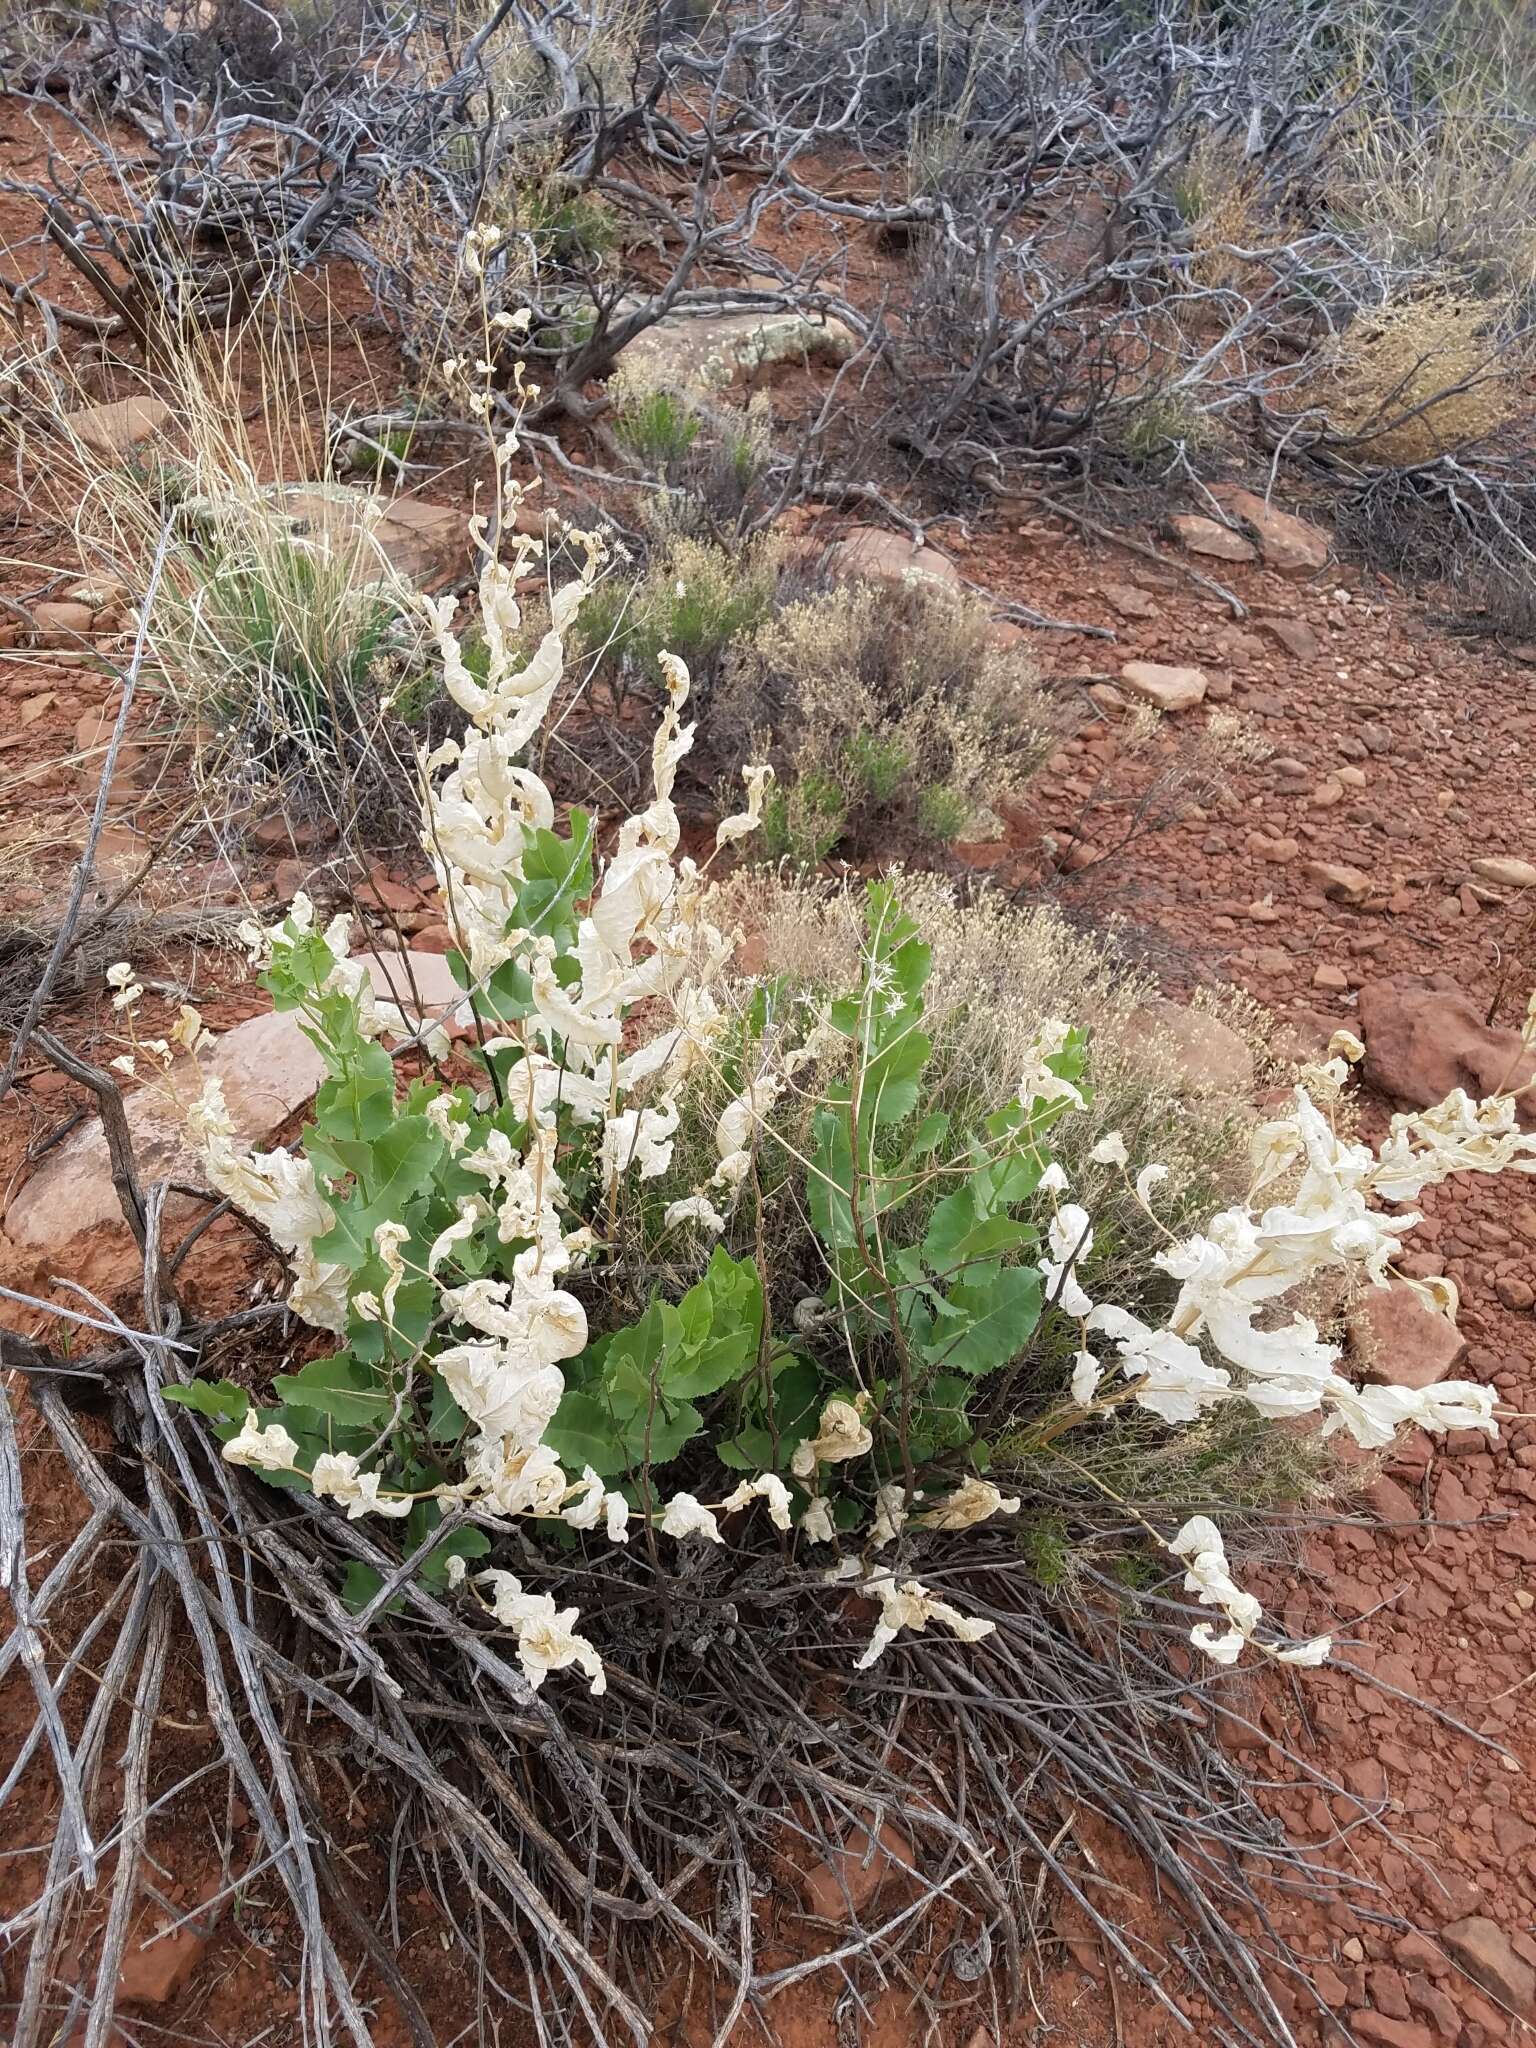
[{"x1": 1300, "y1": 288, "x2": 1523, "y2": 464}]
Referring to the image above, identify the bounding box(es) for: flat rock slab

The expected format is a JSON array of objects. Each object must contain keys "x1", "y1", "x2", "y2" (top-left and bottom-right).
[
  {"x1": 66, "y1": 395, "x2": 173, "y2": 462},
  {"x1": 1471, "y1": 856, "x2": 1536, "y2": 890},
  {"x1": 618, "y1": 308, "x2": 857, "y2": 392},
  {"x1": 271, "y1": 487, "x2": 466, "y2": 590},
  {"x1": 1119, "y1": 660, "x2": 1208, "y2": 712},
  {"x1": 1168, "y1": 514, "x2": 1255, "y2": 563},
  {"x1": 1357, "y1": 979, "x2": 1536, "y2": 1125},
  {"x1": 823, "y1": 524, "x2": 960, "y2": 589},
  {"x1": 7, "y1": 952, "x2": 469, "y2": 1258},
  {"x1": 1211, "y1": 486, "x2": 1331, "y2": 573},
  {"x1": 1347, "y1": 1279, "x2": 1468, "y2": 1390}
]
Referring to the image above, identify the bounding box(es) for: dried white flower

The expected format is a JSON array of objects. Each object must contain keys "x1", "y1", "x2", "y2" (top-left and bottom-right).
[
  {"x1": 476, "y1": 1569, "x2": 606, "y2": 1694},
  {"x1": 791, "y1": 1397, "x2": 873, "y2": 1478},
  {"x1": 1089, "y1": 1131, "x2": 1129, "y2": 1167},
  {"x1": 799, "y1": 1496, "x2": 836, "y2": 1544},
  {"x1": 662, "y1": 1194, "x2": 726, "y2": 1235},
  {"x1": 853, "y1": 1575, "x2": 996, "y2": 1669},
  {"x1": 310, "y1": 1452, "x2": 412, "y2": 1520},
  {"x1": 917, "y1": 1477, "x2": 1020, "y2": 1530},
  {"x1": 1040, "y1": 1203, "x2": 1095, "y2": 1318},
  {"x1": 658, "y1": 1491, "x2": 724, "y2": 1543},
  {"x1": 222, "y1": 1413, "x2": 299, "y2": 1473},
  {"x1": 721, "y1": 1473, "x2": 794, "y2": 1530}
]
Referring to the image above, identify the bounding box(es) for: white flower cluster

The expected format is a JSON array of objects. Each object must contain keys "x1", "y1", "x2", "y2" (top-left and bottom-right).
[{"x1": 1054, "y1": 1061, "x2": 1519, "y2": 1457}]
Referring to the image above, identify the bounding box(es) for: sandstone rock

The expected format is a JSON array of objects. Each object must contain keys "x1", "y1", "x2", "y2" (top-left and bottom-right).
[
  {"x1": 618, "y1": 306, "x2": 857, "y2": 392},
  {"x1": 1357, "y1": 981, "x2": 1536, "y2": 1124},
  {"x1": 800, "y1": 1820, "x2": 916, "y2": 1922},
  {"x1": 1257, "y1": 615, "x2": 1322, "y2": 661},
  {"x1": 1361, "y1": 1472, "x2": 1420, "y2": 1525},
  {"x1": 6, "y1": 954, "x2": 468, "y2": 1261},
  {"x1": 1346, "y1": 2015, "x2": 1434, "y2": 2048},
  {"x1": 1303, "y1": 860, "x2": 1372, "y2": 905},
  {"x1": 1118, "y1": 660, "x2": 1207, "y2": 712},
  {"x1": 825, "y1": 525, "x2": 960, "y2": 590},
  {"x1": 1495, "y1": 1272, "x2": 1534, "y2": 1311},
  {"x1": 117, "y1": 1918, "x2": 209, "y2": 2005},
  {"x1": 1348, "y1": 1280, "x2": 1468, "y2": 1391},
  {"x1": 1312, "y1": 963, "x2": 1348, "y2": 991},
  {"x1": 1168, "y1": 513, "x2": 1256, "y2": 562},
  {"x1": 1099, "y1": 581, "x2": 1159, "y2": 620},
  {"x1": 1211, "y1": 486, "x2": 1331, "y2": 573},
  {"x1": 67, "y1": 395, "x2": 173, "y2": 462},
  {"x1": 1441, "y1": 1916, "x2": 1536, "y2": 2015},
  {"x1": 1129, "y1": 997, "x2": 1254, "y2": 1098},
  {"x1": 33, "y1": 600, "x2": 97, "y2": 638},
  {"x1": 1471, "y1": 856, "x2": 1536, "y2": 890},
  {"x1": 271, "y1": 486, "x2": 466, "y2": 590}
]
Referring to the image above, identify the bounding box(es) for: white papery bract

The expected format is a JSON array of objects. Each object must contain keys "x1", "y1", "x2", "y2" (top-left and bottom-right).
[
  {"x1": 1040, "y1": 1202, "x2": 1095, "y2": 1316},
  {"x1": 658, "y1": 1492, "x2": 724, "y2": 1543},
  {"x1": 791, "y1": 1397, "x2": 874, "y2": 1478},
  {"x1": 1169, "y1": 1515, "x2": 1330, "y2": 1669},
  {"x1": 916, "y1": 1477, "x2": 1021, "y2": 1530},
  {"x1": 853, "y1": 1575, "x2": 996, "y2": 1670},
  {"x1": 311, "y1": 1452, "x2": 412, "y2": 1521},
  {"x1": 476, "y1": 1570, "x2": 607, "y2": 1695},
  {"x1": 222, "y1": 1413, "x2": 301, "y2": 1472}
]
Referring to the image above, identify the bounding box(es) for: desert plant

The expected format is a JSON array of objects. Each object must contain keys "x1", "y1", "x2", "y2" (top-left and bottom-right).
[
  {"x1": 710, "y1": 573, "x2": 1063, "y2": 863},
  {"x1": 1295, "y1": 285, "x2": 1525, "y2": 462},
  {"x1": 1328, "y1": 0, "x2": 1536, "y2": 302},
  {"x1": 575, "y1": 528, "x2": 781, "y2": 698},
  {"x1": 12, "y1": 358, "x2": 1536, "y2": 2048},
  {"x1": 69, "y1": 339, "x2": 431, "y2": 839}
]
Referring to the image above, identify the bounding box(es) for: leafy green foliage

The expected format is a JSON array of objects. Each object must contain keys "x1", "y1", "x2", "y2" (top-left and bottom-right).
[{"x1": 548, "y1": 1249, "x2": 763, "y2": 1477}]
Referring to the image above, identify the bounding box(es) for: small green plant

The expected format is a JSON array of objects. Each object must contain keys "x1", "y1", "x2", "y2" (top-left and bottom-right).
[
  {"x1": 845, "y1": 729, "x2": 909, "y2": 803},
  {"x1": 517, "y1": 181, "x2": 618, "y2": 267},
  {"x1": 759, "y1": 771, "x2": 848, "y2": 867},
  {"x1": 1117, "y1": 391, "x2": 1217, "y2": 467},
  {"x1": 577, "y1": 534, "x2": 778, "y2": 692},
  {"x1": 915, "y1": 782, "x2": 971, "y2": 843},
  {"x1": 710, "y1": 576, "x2": 1062, "y2": 863},
  {"x1": 612, "y1": 388, "x2": 701, "y2": 475}
]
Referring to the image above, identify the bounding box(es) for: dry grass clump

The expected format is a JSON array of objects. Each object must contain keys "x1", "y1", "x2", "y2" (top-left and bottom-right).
[
  {"x1": 68, "y1": 339, "x2": 429, "y2": 841},
  {"x1": 710, "y1": 577, "x2": 1065, "y2": 864},
  {"x1": 1329, "y1": 1, "x2": 1536, "y2": 303},
  {"x1": 1296, "y1": 288, "x2": 1525, "y2": 464},
  {"x1": 1171, "y1": 135, "x2": 1269, "y2": 294}
]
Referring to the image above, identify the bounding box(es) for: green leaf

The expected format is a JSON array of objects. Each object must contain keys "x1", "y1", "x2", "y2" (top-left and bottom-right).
[
  {"x1": 313, "y1": 1115, "x2": 444, "y2": 1264},
  {"x1": 544, "y1": 1391, "x2": 630, "y2": 1477},
  {"x1": 339, "y1": 1560, "x2": 404, "y2": 1617},
  {"x1": 314, "y1": 1039, "x2": 398, "y2": 1141},
  {"x1": 160, "y1": 1377, "x2": 252, "y2": 1423},
  {"x1": 809, "y1": 1105, "x2": 856, "y2": 1251},
  {"x1": 274, "y1": 1353, "x2": 399, "y2": 1428},
  {"x1": 922, "y1": 1266, "x2": 1042, "y2": 1376}
]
